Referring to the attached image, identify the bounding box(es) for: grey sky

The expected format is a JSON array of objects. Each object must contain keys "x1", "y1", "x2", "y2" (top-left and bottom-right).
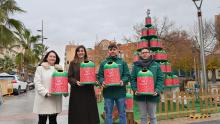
[{"x1": 14, "y1": 0, "x2": 220, "y2": 64}]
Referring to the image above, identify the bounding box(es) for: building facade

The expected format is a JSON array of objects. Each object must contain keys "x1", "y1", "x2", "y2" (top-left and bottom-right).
[{"x1": 64, "y1": 43, "x2": 78, "y2": 71}]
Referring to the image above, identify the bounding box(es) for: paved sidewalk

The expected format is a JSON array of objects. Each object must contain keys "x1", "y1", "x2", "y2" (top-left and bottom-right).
[
  {"x1": 1, "y1": 90, "x2": 220, "y2": 124},
  {"x1": 0, "y1": 90, "x2": 69, "y2": 124},
  {"x1": 158, "y1": 113, "x2": 220, "y2": 124}
]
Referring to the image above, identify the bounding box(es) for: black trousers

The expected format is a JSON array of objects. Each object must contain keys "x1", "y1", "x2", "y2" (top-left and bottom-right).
[{"x1": 38, "y1": 114, "x2": 57, "y2": 124}]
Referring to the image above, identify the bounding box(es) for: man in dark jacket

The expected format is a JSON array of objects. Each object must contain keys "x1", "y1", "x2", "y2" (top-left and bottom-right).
[
  {"x1": 98, "y1": 43, "x2": 130, "y2": 124},
  {"x1": 131, "y1": 48, "x2": 164, "y2": 124}
]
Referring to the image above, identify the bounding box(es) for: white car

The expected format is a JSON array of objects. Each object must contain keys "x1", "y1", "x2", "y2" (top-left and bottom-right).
[{"x1": 0, "y1": 74, "x2": 28, "y2": 95}]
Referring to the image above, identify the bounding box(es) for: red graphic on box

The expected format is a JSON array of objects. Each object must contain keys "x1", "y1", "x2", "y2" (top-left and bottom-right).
[
  {"x1": 145, "y1": 18, "x2": 151, "y2": 25},
  {"x1": 141, "y1": 29, "x2": 148, "y2": 36},
  {"x1": 51, "y1": 77, "x2": 68, "y2": 93},
  {"x1": 104, "y1": 68, "x2": 121, "y2": 85},
  {"x1": 166, "y1": 65, "x2": 172, "y2": 73},
  {"x1": 173, "y1": 78, "x2": 179, "y2": 85},
  {"x1": 126, "y1": 98, "x2": 133, "y2": 111},
  {"x1": 137, "y1": 41, "x2": 148, "y2": 49},
  {"x1": 137, "y1": 77, "x2": 154, "y2": 93},
  {"x1": 147, "y1": 28, "x2": 156, "y2": 36},
  {"x1": 160, "y1": 65, "x2": 166, "y2": 72},
  {"x1": 164, "y1": 78, "x2": 172, "y2": 86},
  {"x1": 150, "y1": 40, "x2": 158, "y2": 47},
  {"x1": 80, "y1": 67, "x2": 96, "y2": 83}
]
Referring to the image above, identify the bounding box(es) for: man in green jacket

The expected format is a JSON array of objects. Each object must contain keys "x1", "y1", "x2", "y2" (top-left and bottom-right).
[
  {"x1": 131, "y1": 48, "x2": 164, "y2": 124},
  {"x1": 98, "y1": 43, "x2": 130, "y2": 124}
]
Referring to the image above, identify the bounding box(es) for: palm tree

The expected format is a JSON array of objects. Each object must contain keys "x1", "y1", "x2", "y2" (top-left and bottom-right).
[
  {"x1": 33, "y1": 43, "x2": 49, "y2": 62},
  {"x1": 0, "y1": 55, "x2": 15, "y2": 73},
  {"x1": 15, "y1": 28, "x2": 41, "y2": 80},
  {"x1": 15, "y1": 52, "x2": 23, "y2": 74},
  {"x1": 0, "y1": 0, "x2": 25, "y2": 49}
]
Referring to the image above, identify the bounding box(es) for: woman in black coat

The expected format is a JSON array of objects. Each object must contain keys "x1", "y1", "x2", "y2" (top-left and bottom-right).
[{"x1": 68, "y1": 45, "x2": 100, "y2": 124}]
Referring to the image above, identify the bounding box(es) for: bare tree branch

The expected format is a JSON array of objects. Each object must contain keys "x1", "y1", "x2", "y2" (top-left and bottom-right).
[{"x1": 190, "y1": 19, "x2": 217, "y2": 55}]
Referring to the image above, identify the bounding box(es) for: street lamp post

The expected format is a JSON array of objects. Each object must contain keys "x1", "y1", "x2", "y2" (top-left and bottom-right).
[
  {"x1": 37, "y1": 20, "x2": 47, "y2": 45},
  {"x1": 192, "y1": 45, "x2": 198, "y2": 83},
  {"x1": 37, "y1": 20, "x2": 48, "y2": 59},
  {"x1": 192, "y1": 0, "x2": 207, "y2": 90}
]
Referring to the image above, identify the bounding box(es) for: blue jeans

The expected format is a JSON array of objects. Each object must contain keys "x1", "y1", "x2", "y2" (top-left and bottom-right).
[
  {"x1": 137, "y1": 101, "x2": 157, "y2": 124},
  {"x1": 104, "y1": 97, "x2": 126, "y2": 124}
]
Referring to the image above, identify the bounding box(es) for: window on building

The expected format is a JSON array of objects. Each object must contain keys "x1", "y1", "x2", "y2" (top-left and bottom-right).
[
  {"x1": 218, "y1": 70, "x2": 220, "y2": 77},
  {"x1": 67, "y1": 61, "x2": 69, "y2": 64}
]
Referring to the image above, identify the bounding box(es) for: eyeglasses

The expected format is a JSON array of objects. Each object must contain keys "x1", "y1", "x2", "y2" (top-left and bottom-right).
[{"x1": 141, "y1": 51, "x2": 150, "y2": 54}]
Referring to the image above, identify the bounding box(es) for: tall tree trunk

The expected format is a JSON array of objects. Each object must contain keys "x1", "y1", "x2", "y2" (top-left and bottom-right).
[{"x1": 23, "y1": 65, "x2": 28, "y2": 81}]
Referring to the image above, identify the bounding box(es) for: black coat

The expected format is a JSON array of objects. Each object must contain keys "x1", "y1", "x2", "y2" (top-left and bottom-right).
[{"x1": 68, "y1": 61, "x2": 100, "y2": 124}]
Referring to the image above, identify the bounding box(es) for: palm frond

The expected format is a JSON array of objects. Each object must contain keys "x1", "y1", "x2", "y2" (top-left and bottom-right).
[
  {"x1": 6, "y1": 18, "x2": 24, "y2": 32},
  {"x1": 0, "y1": 24, "x2": 18, "y2": 47},
  {"x1": 0, "y1": 0, "x2": 25, "y2": 15}
]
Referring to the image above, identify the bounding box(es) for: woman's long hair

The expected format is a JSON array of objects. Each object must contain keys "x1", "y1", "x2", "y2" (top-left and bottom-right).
[
  {"x1": 39, "y1": 50, "x2": 60, "y2": 66},
  {"x1": 72, "y1": 45, "x2": 88, "y2": 63}
]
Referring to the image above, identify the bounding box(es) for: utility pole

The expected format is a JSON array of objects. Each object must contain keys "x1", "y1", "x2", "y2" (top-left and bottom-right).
[
  {"x1": 37, "y1": 20, "x2": 48, "y2": 45},
  {"x1": 192, "y1": 0, "x2": 207, "y2": 89}
]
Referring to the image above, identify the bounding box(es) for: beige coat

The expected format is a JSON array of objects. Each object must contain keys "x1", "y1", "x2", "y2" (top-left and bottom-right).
[{"x1": 33, "y1": 66, "x2": 62, "y2": 114}]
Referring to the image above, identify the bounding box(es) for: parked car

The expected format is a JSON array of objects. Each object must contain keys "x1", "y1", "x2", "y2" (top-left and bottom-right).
[
  {"x1": 12, "y1": 75, "x2": 28, "y2": 95},
  {"x1": 0, "y1": 74, "x2": 28, "y2": 95}
]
